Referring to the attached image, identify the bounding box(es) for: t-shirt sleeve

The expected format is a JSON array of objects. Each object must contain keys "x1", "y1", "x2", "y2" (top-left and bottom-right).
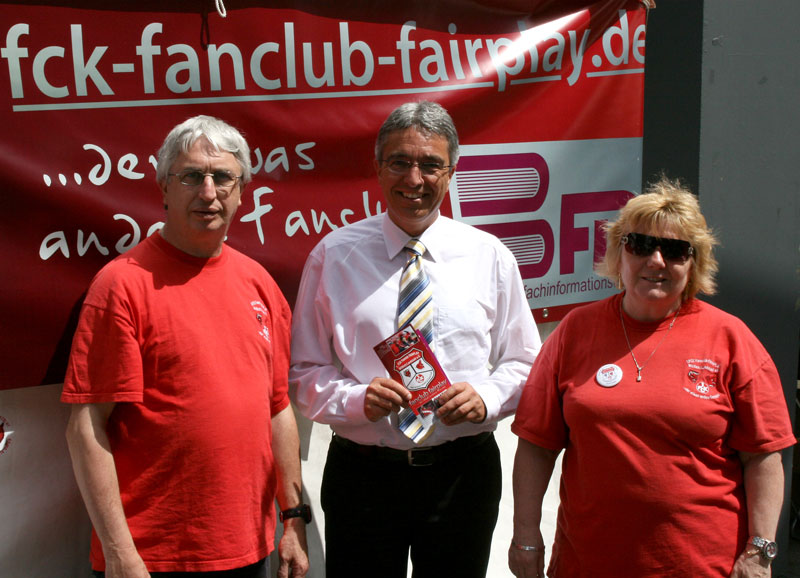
[
  {"x1": 511, "y1": 328, "x2": 568, "y2": 451},
  {"x1": 727, "y1": 351, "x2": 796, "y2": 454},
  {"x1": 61, "y1": 274, "x2": 144, "y2": 404}
]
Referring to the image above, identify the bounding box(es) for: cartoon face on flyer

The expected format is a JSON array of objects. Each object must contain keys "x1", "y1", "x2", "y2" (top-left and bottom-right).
[{"x1": 397, "y1": 353, "x2": 436, "y2": 391}]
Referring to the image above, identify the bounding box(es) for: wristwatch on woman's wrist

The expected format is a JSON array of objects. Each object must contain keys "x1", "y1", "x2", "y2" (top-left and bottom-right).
[{"x1": 746, "y1": 536, "x2": 778, "y2": 562}]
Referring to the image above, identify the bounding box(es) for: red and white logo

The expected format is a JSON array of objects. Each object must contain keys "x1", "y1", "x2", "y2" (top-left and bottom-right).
[
  {"x1": 0, "y1": 415, "x2": 12, "y2": 455},
  {"x1": 596, "y1": 364, "x2": 623, "y2": 387},
  {"x1": 397, "y1": 352, "x2": 435, "y2": 392},
  {"x1": 684, "y1": 359, "x2": 721, "y2": 400},
  {"x1": 250, "y1": 300, "x2": 271, "y2": 343}
]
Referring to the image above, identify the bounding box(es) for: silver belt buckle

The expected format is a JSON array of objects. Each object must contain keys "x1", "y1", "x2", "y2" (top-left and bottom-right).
[{"x1": 407, "y1": 447, "x2": 434, "y2": 466}]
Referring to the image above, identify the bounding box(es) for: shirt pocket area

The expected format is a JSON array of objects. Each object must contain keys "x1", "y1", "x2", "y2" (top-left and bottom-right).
[{"x1": 436, "y1": 305, "x2": 492, "y2": 373}]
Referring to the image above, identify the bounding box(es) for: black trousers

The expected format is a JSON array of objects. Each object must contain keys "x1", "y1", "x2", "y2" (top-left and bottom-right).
[
  {"x1": 321, "y1": 432, "x2": 502, "y2": 578},
  {"x1": 91, "y1": 557, "x2": 268, "y2": 578}
]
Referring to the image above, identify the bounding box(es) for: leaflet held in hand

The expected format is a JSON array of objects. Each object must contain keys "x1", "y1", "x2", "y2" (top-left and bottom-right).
[{"x1": 373, "y1": 324, "x2": 451, "y2": 434}]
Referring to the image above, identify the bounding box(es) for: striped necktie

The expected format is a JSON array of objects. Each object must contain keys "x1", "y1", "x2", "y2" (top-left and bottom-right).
[
  {"x1": 396, "y1": 239, "x2": 435, "y2": 443},
  {"x1": 397, "y1": 239, "x2": 434, "y2": 344}
]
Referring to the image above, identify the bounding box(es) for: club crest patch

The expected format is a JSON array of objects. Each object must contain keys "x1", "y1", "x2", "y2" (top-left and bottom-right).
[
  {"x1": 0, "y1": 415, "x2": 12, "y2": 455},
  {"x1": 683, "y1": 358, "x2": 721, "y2": 400},
  {"x1": 395, "y1": 349, "x2": 435, "y2": 391},
  {"x1": 250, "y1": 300, "x2": 271, "y2": 343}
]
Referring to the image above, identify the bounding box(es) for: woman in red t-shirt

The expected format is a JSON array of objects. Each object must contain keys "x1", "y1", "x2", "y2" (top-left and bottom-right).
[{"x1": 509, "y1": 178, "x2": 795, "y2": 578}]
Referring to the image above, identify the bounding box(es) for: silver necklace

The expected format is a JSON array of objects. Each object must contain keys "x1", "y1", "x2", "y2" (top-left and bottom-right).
[{"x1": 619, "y1": 304, "x2": 680, "y2": 382}]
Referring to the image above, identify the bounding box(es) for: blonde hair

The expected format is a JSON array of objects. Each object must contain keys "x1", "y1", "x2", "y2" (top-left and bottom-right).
[{"x1": 596, "y1": 177, "x2": 719, "y2": 299}]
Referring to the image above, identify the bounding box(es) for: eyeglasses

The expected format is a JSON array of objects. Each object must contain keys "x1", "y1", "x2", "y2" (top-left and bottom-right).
[
  {"x1": 621, "y1": 232, "x2": 694, "y2": 262},
  {"x1": 380, "y1": 158, "x2": 452, "y2": 178},
  {"x1": 168, "y1": 170, "x2": 242, "y2": 197}
]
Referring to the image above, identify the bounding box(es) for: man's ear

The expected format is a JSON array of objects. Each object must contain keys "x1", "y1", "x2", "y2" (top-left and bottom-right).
[{"x1": 159, "y1": 181, "x2": 169, "y2": 210}]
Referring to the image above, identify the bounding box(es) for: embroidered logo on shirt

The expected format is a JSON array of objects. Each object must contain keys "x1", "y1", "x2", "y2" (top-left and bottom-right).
[
  {"x1": 0, "y1": 415, "x2": 12, "y2": 455},
  {"x1": 250, "y1": 300, "x2": 271, "y2": 343},
  {"x1": 683, "y1": 358, "x2": 721, "y2": 400}
]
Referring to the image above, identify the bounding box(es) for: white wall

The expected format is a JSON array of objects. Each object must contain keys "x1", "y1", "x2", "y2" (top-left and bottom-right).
[{"x1": 0, "y1": 384, "x2": 92, "y2": 577}]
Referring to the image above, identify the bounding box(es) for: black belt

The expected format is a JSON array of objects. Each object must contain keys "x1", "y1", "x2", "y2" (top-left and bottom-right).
[{"x1": 332, "y1": 431, "x2": 492, "y2": 467}]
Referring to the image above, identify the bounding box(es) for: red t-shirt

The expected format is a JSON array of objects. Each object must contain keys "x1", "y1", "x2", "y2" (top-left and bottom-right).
[
  {"x1": 62, "y1": 234, "x2": 291, "y2": 572},
  {"x1": 512, "y1": 293, "x2": 795, "y2": 578}
]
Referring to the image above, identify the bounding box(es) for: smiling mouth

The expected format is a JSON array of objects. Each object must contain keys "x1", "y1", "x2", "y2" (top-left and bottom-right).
[{"x1": 398, "y1": 190, "x2": 425, "y2": 200}]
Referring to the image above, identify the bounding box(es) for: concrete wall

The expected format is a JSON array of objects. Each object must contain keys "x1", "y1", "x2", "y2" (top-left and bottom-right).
[{"x1": 643, "y1": 2, "x2": 800, "y2": 575}]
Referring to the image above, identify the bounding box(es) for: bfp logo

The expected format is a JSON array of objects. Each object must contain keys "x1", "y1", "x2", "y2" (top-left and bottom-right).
[
  {"x1": 451, "y1": 151, "x2": 634, "y2": 280},
  {"x1": 452, "y1": 152, "x2": 553, "y2": 279}
]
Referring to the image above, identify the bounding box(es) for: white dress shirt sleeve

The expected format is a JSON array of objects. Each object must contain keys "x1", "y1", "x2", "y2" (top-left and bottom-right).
[
  {"x1": 476, "y1": 250, "x2": 542, "y2": 422},
  {"x1": 288, "y1": 248, "x2": 372, "y2": 426}
]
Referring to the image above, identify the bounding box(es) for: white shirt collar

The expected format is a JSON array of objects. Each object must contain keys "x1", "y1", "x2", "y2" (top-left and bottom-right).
[{"x1": 382, "y1": 212, "x2": 445, "y2": 262}]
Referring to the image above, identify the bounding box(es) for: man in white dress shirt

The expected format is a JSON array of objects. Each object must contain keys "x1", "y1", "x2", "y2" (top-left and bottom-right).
[{"x1": 289, "y1": 101, "x2": 541, "y2": 578}]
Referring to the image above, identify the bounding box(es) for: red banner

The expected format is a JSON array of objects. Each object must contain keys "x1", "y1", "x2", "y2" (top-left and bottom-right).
[{"x1": 0, "y1": 0, "x2": 649, "y2": 388}]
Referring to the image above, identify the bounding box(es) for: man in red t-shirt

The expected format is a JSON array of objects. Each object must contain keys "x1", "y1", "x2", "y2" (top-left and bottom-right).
[{"x1": 62, "y1": 116, "x2": 309, "y2": 578}]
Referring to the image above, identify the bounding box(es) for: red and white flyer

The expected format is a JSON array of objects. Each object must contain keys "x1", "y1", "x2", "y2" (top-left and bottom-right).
[{"x1": 374, "y1": 324, "x2": 452, "y2": 423}]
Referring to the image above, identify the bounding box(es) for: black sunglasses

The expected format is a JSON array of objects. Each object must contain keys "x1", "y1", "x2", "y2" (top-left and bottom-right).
[{"x1": 621, "y1": 232, "x2": 694, "y2": 262}]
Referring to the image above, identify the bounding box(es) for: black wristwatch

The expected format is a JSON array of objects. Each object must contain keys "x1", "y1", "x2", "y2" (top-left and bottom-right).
[
  {"x1": 279, "y1": 504, "x2": 312, "y2": 524},
  {"x1": 747, "y1": 536, "x2": 778, "y2": 562}
]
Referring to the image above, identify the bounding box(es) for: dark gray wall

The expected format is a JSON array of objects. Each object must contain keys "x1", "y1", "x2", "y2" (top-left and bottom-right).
[
  {"x1": 642, "y1": 0, "x2": 703, "y2": 190},
  {"x1": 643, "y1": 1, "x2": 800, "y2": 575}
]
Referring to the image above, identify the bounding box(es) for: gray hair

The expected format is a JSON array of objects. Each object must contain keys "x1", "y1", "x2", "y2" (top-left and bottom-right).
[
  {"x1": 374, "y1": 101, "x2": 460, "y2": 165},
  {"x1": 156, "y1": 115, "x2": 252, "y2": 186}
]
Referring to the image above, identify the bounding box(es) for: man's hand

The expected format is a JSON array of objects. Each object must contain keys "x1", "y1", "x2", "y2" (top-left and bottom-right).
[
  {"x1": 277, "y1": 518, "x2": 309, "y2": 578},
  {"x1": 66, "y1": 403, "x2": 149, "y2": 578},
  {"x1": 364, "y1": 377, "x2": 411, "y2": 421},
  {"x1": 436, "y1": 381, "x2": 486, "y2": 425},
  {"x1": 102, "y1": 544, "x2": 151, "y2": 578}
]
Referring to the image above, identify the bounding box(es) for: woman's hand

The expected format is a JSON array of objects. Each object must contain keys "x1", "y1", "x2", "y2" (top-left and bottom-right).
[
  {"x1": 508, "y1": 533, "x2": 546, "y2": 578},
  {"x1": 729, "y1": 550, "x2": 771, "y2": 578},
  {"x1": 509, "y1": 439, "x2": 559, "y2": 577}
]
